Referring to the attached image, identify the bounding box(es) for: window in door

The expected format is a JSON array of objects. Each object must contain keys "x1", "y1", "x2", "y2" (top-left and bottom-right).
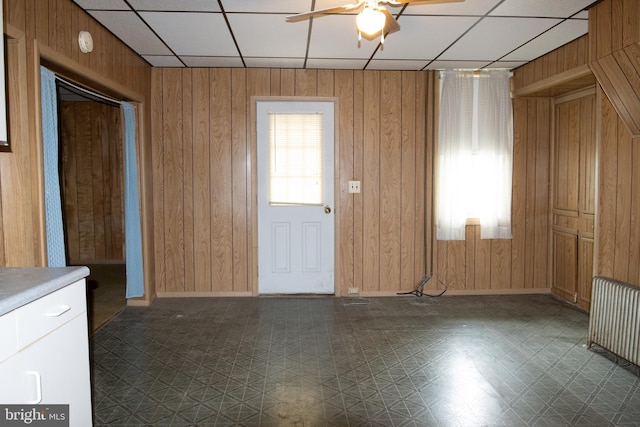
[{"x1": 268, "y1": 112, "x2": 324, "y2": 206}]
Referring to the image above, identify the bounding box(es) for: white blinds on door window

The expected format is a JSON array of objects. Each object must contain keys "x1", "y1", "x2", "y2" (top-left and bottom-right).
[{"x1": 268, "y1": 112, "x2": 324, "y2": 206}]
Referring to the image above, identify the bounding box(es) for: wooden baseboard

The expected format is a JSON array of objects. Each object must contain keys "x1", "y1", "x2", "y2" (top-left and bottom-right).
[
  {"x1": 154, "y1": 288, "x2": 551, "y2": 298},
  {"x1": 156, "y1": 291, "x2": 253, "y2": 298},
  {"x1": 358, "y1": 288, "x2": 551, "y2": 297},
  {"x1": 70, "y1": 259, "x2": 125, "y2": 265},
  {"x1": 126, "y1": 298, "x2": 152, "y2": 307}
]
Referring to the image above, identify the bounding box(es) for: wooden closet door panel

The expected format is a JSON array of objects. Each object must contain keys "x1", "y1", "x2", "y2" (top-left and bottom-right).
[
  {"x1": 552, "y1": 91, "x2": 596, "y2": 307},
  {"x1": 553, "y1": 231, "x2": 578, "y2": 301}
]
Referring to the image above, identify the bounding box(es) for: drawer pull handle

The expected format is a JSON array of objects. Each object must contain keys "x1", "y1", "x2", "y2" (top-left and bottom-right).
[
  {"x1": 46, "y1": 305, "x2": 71, "y2": 317},
  {"x1": 26, "y1": 371, "x2": 42, "y2": 404}
]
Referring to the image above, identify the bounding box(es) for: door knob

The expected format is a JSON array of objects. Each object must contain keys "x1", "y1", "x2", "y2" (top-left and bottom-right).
[{"x1": 324, "y1": 205, "x2": 331, "y2": 214}]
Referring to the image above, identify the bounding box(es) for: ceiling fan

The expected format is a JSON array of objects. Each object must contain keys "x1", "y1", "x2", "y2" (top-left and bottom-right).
[{"x1": 286, "y1": 0, "x2": 464, "y2": 44}]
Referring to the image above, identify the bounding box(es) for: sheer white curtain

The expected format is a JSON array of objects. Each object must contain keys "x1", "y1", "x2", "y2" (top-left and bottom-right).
[
  {"x1": 437, "y1": 69, "x2": 513, "y2": 240},
  {"x1": 437, "y1": 70, "x2": 474, "y2": 240}
]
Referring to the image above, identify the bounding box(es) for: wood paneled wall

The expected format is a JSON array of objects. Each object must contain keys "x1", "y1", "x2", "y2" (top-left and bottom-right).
[
  {"x1": 151, "y1": 69, "x2": 433, "y2": 295},
  {"x1": 596, "y1": 88, "x2": 640, "y2": 285},
  {"x1": 427, "y1": 98, "x2": 552, "y2": 293},
  {"x1": 6, "y1": 0, "x2": 149, "y2": 93},
  {"x1": 587, "y1": 0, "x2": 640, "y2": 287},
  {"x1": 0, "y1": 0, "x2": 151, "y2": 270},
  {"x1": 60, "y1": 101, "x2": 124, "y2": 263},
  {"x1": 512, "y1": 36, "x2": 589, "y2": 90},
  {"x1": 589, "y1": 0, "x2": 640, "y2": 136},
  {"x1": 589, "y1": 0, "x2": 639, "y2": 61},
  {"x1": 0, "y1": 32, "x2": 33, "y2": 266},
  {"x1": 151, "y1": 68, "x2": 552, "y2": 296},
  {"x1": 512, "y1": 0, "x2": 640, "y2": 290}
]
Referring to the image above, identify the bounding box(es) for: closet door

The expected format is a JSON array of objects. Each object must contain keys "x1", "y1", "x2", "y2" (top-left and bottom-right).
[{"x1": 551, "y1": 89, "x2": 596, "y2": 310}]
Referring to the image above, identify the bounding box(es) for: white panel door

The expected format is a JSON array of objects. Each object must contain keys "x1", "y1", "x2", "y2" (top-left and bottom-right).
[{"x1": 257, "y1": 101, "x2": 334, "y2": 294}]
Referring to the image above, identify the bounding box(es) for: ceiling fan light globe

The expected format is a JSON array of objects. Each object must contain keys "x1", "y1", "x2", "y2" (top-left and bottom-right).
[{"x1": 356, "y1": 8, "x2": 386, "y2": 36}]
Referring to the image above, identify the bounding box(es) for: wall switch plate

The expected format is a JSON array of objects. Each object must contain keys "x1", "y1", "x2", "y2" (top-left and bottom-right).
[{"x1": 348, "y1": 181, "x2": 360, "y2": 193}]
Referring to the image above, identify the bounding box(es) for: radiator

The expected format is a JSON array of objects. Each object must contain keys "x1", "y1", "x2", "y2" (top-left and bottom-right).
[{"x1": 587, "y1": 276, "x2": 640, "y2": 366}]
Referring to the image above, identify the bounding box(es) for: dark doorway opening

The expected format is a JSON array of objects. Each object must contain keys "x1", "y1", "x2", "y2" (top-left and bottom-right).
[{"x1": 57, "y1": 80, "x2": 126, "y2": 332}]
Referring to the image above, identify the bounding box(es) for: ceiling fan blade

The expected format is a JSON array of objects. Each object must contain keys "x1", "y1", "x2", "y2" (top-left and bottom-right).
[
  {"x1": 381, "y1": 8, "x2": 400, "y2": 34},
  {"x1": 286, "y1": 2, "x2": 364, "y2": 22}
]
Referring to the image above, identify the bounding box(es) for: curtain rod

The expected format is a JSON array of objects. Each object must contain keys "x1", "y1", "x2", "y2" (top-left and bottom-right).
[
  {"x1": 437, "y1": 69, "x2": 514, "y2": 78},
  {"x1": 55, "y1": 75, "x2": 121, "y2": 106}
]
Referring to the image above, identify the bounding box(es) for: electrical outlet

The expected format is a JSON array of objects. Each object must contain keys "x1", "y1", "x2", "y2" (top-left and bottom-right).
[
  {"x1": 348, "y1": 287, "x2": 359, "y2": 294},
  {"x1": 348, "y1": 181, "x2": 360, "y2": 193}
]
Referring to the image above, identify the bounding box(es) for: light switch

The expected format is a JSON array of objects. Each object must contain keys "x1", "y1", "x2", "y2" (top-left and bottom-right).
[{"x1": 349, "y1": 181, "x2": 360, "y2": 193}]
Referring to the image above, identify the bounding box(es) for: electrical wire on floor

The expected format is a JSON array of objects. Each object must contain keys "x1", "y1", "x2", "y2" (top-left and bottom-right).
[{"x1": 396, "y1": 274, "x2": 447, "y2": 297}]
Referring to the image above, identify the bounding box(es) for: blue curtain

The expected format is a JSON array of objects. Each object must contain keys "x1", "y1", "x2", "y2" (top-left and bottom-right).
[
  {"x1": 40, "y1": 66, "x2": 66, "y2": 267},
  {"x1": 122, "y1": 102, "x2": 144, "y2": 298},
  {"x1": 41, "y1": 68, "x2": 144, "y2": 296}
]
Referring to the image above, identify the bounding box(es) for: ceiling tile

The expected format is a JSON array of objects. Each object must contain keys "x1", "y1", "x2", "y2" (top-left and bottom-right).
[
  {"x1": 244, "y1": 57, "x2": 306, "y2": 68},
  {"x1": 306, "y1": 58, "x2": 369, "y2": 69},
  {"x1": 128, "y1": 0, "x2": 219, "y2": 11},
  {"x1": 502, "y1": 19, "x2": 588, "y2": 61},
  {"x1": 487, "y1": 61, "x2": 527, "y2": 69},
  {"x1": 221, "y1": 0, "x2": 310, "y2": 13},
  {"x1": 140, "y1": 12, "x2": 237, "y2": 57},
  {"x1": 439, "y1": 17, "x2": 561, "y2": 61},
  {"x1": 72, "y1": 0, "x2": 599, "y2": 71},
  {"x1": 398, "y1": 0, "x2": 501, "y2": 16},
  {"x1": 425, "y1": 60, "x2": 492, "y2": 70},
  {"x1": 307, "y1": 14, "x2": 381, "y2": 59},
  {"x1": 227, "y1": 14, "x2": 308, "y2": 58},
  {"x1": 142, "y1": 55, "x2": 184, "y2": 67},
  {"x1": 489, "y1": 0, "x2": 595, "y2": 18},
  {"x1": 180, "y1": 57, "x2": 245, "y2": 67},
  {"x1": 314, "y1": 0, "x2": 364, "y2": 11},
  {"x1": 366, "y1": 59, "x2": 429, "y2": 70},
  {"x1": 73, "y1": 0, "x2": 130, "y2": 10},
  {"x1": 88, "y1": 11, "x2": 171, "y2": 55},
  {"x1": 373, "y1": 16, "x2": 479, "y2": 60}
]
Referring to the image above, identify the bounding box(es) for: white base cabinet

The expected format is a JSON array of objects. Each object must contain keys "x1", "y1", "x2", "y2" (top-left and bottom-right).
[{"x1": 0, "y1": 277, "x2": 92, "y2": 426}]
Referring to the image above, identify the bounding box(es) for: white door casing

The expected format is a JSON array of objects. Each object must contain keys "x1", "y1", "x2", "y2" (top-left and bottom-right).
[{"x1": 257, "y1": 101, "x2": 335, "y2": 294}]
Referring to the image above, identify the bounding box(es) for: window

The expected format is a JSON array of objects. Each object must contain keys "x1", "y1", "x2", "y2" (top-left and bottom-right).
[
  {"x1": 268, "y1": 112, "x2": 324, "y2": 205},
  {"x1": 437, "y1": 70, "x2": 513, "y2": 240}
]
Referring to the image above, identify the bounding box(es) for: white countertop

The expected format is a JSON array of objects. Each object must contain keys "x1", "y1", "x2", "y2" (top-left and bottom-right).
[{"x1": 0, "y1": 267, "x2": 90, "y2": 316}]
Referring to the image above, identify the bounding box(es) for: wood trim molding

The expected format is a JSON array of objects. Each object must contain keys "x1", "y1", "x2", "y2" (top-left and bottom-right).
[
  {"x1": 156, "y1": 292, "x2": 253, "y2": 298},
  {"x1": 552, "y1": 225, "x2": 579, "y2": 236},
  {"x1": 158, "y1": 288, "x2": 554, "y2": 298},
  {"x1": 553, "y1": 208, "x2": 580, "y2": 218},
  {"x1": 554, "y1": 86, "x2": 597, "y2": 104},
  {"x1": 29, "y1": 40, "x2": 48, "y2": 266},
  {"x1": 34, "y1": 41, "x2": 154, "y2": 304},
  {"x1": 591, "y1": 51, "x2": 640, "y2": 137},
  {"x1": 360, "y1": 288, "x2": 552, "y2": 297},
  {"x1": 126, "y1": 299, "x2": 152, "y2": 307},
  {"x1": 5, "y1": 23, "x2": 24, "y2": 39},
  {"x1": 37, "y1": 43, "x2": 144, "y2": 103},
  {"x1": 249, "y1": 95, "x2": 341, "y2": 297},
  {"x1": 512, "y1": 64, "x2": 595, "y2": 98}
]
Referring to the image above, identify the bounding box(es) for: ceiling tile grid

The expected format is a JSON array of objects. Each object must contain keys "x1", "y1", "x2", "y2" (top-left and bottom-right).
[{"x1": 73, "y1": 0, "x2": 596, "y2": 71}]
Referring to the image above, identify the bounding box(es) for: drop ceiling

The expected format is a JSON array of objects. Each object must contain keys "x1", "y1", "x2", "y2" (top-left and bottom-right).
[{"x1": 72, "y1": 0, "x2": 596, "y2": 71}]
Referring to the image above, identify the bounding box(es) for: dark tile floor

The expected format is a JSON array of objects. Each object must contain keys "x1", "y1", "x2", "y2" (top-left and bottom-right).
[{"x1": 90, "y1": 295, "x2": 640, "y2": 426}]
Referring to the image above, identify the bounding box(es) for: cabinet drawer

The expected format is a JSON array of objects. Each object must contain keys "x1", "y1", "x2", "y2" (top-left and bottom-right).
[
  {"x1": 15, "y1": 279, "x2": 87, "y2": 349},
  {"x1": 0, "y1": 310, "x2": 18, "y2": 361}
]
